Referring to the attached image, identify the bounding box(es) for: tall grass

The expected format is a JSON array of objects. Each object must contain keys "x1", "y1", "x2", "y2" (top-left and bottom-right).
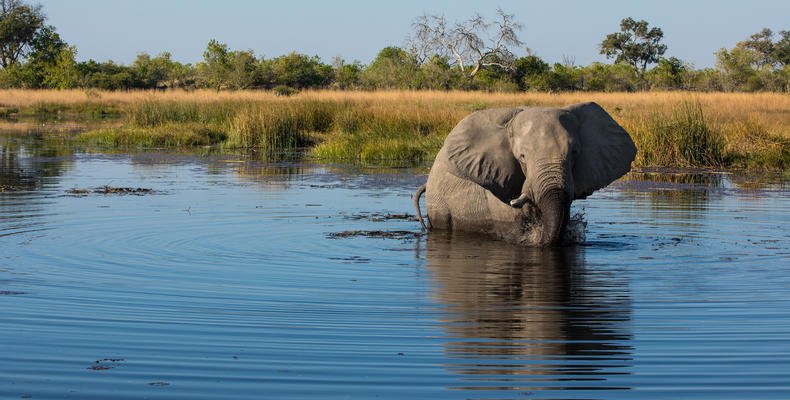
[
  {"x1": 2, "y1": 89, "x2": 789, "y2": 168},
  {"x1": 77, "y1": 123, "x2": 226, "y2": 147},
  {"x1": 630, "y1": 101, "x2": 724, "y2": 168}
]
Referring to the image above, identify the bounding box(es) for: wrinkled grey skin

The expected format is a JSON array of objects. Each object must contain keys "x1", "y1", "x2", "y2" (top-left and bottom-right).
[{"x1": 414, "y1": 102, "x2": 636, "y2": 247}]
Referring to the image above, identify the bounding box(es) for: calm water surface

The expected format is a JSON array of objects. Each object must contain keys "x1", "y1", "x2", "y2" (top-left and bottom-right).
[{"x1": 1, "y1": 135, "x2": 790, "y2": 399}]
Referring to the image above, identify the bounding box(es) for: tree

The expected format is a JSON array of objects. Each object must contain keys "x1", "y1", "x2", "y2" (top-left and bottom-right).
[
  {"x1": 647, "y1": 57, "x2": 688, "y2": 90},
  {"x1": 42, "y1": 45, "x2": 77, "y2": 89},
  {"x1": 741, "y1": 28, "x2": 775, "y2": 67},
  {"x1": 411, "y1": 8, "x2": 523, "y2": 81},
  {"x1": 267, "y1": 52, "x2": 332, "y2": 89},
  {"x1": 510, "y1": 55, "x2": 549, "y2": 90},
  {"x1": 331, "y1": 56, "x2": 362, "y2": 90},
  {"x1": 741, "y1": 28, "x2": 790, "y2": 67},
  {"x1": 600, "y1": 17, "x2": 667, "y2": 77},
  {"x1": 773, "y1": 31, "x2": 790, "y2": 66},
  {"x1": 226, "y1": 49, "x2": 257, "y2": 89},
  {"x1": 133, "y1": 52, "x2": 171, "y2": 88},
  {"x1": 715, "y1": 46, "x2": 759, "y2": 91},
  {"x1": 202, "y1": 39, "x2": 230, "y2": 91},
  {"x1": 361, "y1": 46, "x2": 421, "y2": 89},
  {"x1": 0, "y1": 0, "x2": 44, "y2": 68},
  {"x1": 75, "y1": 59, "x2": 136, "y2": 90},
  {"x1": 419, "y1": 54, "x2": 468, "y2": 90},
  {"x1": 4, "y1": 24, "x2": 67, "y2": 88}
]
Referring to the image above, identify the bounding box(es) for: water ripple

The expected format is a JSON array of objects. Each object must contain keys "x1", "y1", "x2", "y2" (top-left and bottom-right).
[{"x1": 1, "y1": 145, "x2": 789, "y2": 399}]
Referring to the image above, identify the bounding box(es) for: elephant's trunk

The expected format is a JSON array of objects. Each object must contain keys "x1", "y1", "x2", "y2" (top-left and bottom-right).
[{"x1": 537, "y1": 189, "x2": 570, "y2": 246}]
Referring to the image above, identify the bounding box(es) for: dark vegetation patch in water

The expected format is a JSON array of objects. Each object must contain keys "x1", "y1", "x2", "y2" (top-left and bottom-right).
[
  {"x1": 329, "y1": 255, "x2": 372, "y2": 263},
  {"x1": 0, "y1": 185, "x2": 26, "y2": 192},
  {"x1": 87, "y1": 358, "x2": 125, "y2": 370},
  {"x1": 327, "y1": 230, "x2": 423, "y2": 240},
  {"x1": 341, "y1": 212, "x2": 418, "y2": 222},
  {"x1": 66, "y1": 186, "x2": 155, "y2": 196}
]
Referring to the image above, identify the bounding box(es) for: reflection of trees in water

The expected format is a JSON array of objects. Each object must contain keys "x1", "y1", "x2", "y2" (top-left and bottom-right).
[
  {"x1": 1, "y1": 144, "x2": 37, "y2": 191},
  {"x1": 425, "y1": 233, "x2": 632, "y2": 392},
  {"x1": 620, "y1": 170, "x2": 789, "y2": 225},
  {"x1": 122, "y1": 149, "x2": 312, "y2": 190},
  {"x1": 1, "y1": 137, "x2": 74, "y2": 241},
  {"x1": 1, "y1": 137, "x2": 74, "y2": 191}
]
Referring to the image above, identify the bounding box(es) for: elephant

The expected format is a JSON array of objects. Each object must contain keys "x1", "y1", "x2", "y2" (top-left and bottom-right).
[{"x1": 413, "y1": 102, "x2": 636, "y2": 246}]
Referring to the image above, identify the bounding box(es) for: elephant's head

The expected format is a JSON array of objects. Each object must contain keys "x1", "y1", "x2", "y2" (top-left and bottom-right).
[{"x1": 444, "y1": 102, "x2": 636, "y2": 246}]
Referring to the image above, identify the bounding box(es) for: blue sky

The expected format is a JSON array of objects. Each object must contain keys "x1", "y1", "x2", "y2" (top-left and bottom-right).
[{"x1": 38, "y1": 0, "x2": 790, "y2": 68}]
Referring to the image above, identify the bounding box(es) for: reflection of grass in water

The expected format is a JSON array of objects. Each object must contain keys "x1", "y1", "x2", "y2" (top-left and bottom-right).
[{"x1": 627, "y1": 170, "x2": 724, "y2": 186}]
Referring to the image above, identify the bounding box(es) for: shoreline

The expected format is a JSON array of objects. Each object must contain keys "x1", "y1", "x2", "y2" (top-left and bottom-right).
[{"x1": 1, "y1": 89, "x2": 788, "y2": 170}]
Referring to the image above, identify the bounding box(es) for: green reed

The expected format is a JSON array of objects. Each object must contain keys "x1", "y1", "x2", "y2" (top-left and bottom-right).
[{"x1": 631, "y1": 100, "x2": 725, "y2": 168}]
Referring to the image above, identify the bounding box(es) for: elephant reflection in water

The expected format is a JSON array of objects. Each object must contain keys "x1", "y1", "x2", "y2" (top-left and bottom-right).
[{"x1": 424, "y1": 234, "x2": 632, "y2": 390}]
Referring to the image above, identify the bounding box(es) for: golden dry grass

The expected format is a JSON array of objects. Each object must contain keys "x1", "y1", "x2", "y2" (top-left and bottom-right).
[
  {"x1": 4, "y1": 88, "x2": 788, "y2": 135},
  {"x1": 2, "y1": 89, "x2": 789, "y2": 168}
]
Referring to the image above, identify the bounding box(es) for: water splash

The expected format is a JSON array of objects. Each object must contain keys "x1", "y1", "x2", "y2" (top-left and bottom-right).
[{"x1": 564, "y1": 210, "x2": 587, "y2": 244}]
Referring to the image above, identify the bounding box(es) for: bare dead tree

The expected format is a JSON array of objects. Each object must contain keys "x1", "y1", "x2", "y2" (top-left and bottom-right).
[{"x1": 410, "y1": 8, "x2": 523, "y2": 81}]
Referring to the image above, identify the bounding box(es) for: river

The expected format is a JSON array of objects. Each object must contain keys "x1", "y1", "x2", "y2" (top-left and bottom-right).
[{"x1": 1, "y1": 133, "x2": 789, "y2": 399}]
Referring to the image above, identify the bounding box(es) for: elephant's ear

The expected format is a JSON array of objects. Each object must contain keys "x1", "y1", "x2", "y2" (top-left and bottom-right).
[
  {"x1": 564, "y1": 102, "x2": 636, "y2": 200},
  {"x1": 444, "y1": 107, "x2": 525, "y2": 204}
]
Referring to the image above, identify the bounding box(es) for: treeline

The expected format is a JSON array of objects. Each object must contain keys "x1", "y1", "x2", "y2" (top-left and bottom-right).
[{"x1": 1, "y1": 1, "x2": 789, "y2": 93}]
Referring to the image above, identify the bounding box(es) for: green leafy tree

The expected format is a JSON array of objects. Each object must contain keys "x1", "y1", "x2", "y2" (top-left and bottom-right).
[
  {"x1": 600, "y1": 17, "x2": 667, "y2": 77},
  {"x1": 715, "y1": 46, "x2": 759, "y2": 91},
  {"x1": 28, "y1": 25, "x2": 65, "y2": 66},
  {"x1": 75, "y1": 59, "x2": 136, "y2": 90},
  {"x1": 741, "y1": 28, "x2": 775, "y2": 67},
  {"x1": 773, "y1": 31, "x2": 790, "y2": 66},
  {"x1": 1, "y1": 24, "x2": 66, "y2": 87},
  {"x1": 420, "y1": 54, "x2": 465, "y2": 90},
  {"x1": 202, "y1": 39, "x2": 230, "y2": 90},
  {"x1": 0, "y1": 0, "x2": 44, "y2": 68},
  {"x1": 268, "y1": 52, "x2": 332, "y2": 89},
  {"x1": 330, "y1": 56, "x2": 362, "y2": 90},
  {"x1": 579, "y1": 62, "x2": 639, "y2": 91},
  {"x1": 361, "y1": 46, "x2": 421, "y2": 89},
  {"x1": 647, "y1": 57, "x2": 688, "y2": 90},
  {"x1": 741, "y1": 28, "x2": 790, "y2": 67},
  {"x1": 133, "y1": 52, "x2": 175, "y2": 88},
  {"x1": 226, "y1": 49, "x2": 257, "y2": 89},
  {"x1": 511, "y1": 55, "x2": 549, "y2": 91},
  {"x1": 43, "y1": 45, "x2": 77, "y2": 89},
  {"x1": 470, "y1": 53, "x2": 519, "y2": 91}
]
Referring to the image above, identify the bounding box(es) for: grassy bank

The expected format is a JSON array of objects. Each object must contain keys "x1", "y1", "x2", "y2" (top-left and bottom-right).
[{"x1": 1, "y1": 89, "x2": 789, "y2": 169}]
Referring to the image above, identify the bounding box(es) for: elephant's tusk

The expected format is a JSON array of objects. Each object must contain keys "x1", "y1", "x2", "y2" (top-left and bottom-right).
[{"x1": 509, "y1": 193, "x2": 528, "y2": 208}]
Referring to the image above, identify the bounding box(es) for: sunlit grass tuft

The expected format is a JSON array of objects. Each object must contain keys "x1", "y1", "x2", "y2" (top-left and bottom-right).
[
  {"x1": 629, "y1": 100, "x2": 724, "y2": 168},
  {"x1": 77, "y1": 122, "x2": 226, "y2": 147},
  {"x1": 722, "y1": 119, "x2": 790, "y2": 169},
  {"x1": 310, "y1": 132, "x2": 446, "y2": 163}
]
